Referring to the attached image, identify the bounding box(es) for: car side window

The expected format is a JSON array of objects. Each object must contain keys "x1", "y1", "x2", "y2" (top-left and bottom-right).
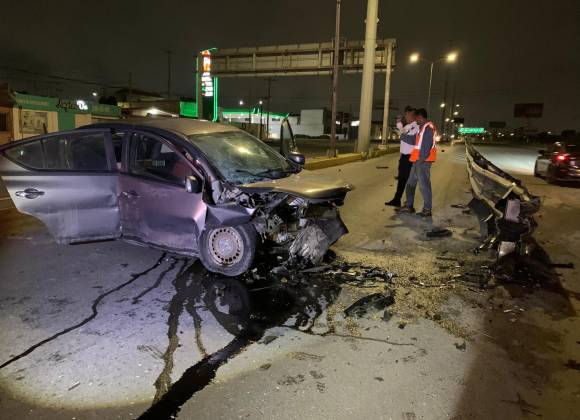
[
  {"x1": 5, "y1": 141, "x2": 44, "y2": 168},
  {"x1": 129, "y1": 133, "x2": 192, "y2": 186},
  {"x1": 4, "y1": 132, "x2": 110, "y2": 171}
]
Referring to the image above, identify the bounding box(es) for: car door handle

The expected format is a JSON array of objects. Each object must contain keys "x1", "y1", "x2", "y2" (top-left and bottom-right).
[
  {"x1": 15, "y1": 188, "x2": 45, "y2": 199},
  {"x1": 122, "y1": 190, "x2": 140, "y2": 199}
]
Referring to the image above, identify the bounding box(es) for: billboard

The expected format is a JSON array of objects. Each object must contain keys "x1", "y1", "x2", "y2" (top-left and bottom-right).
[{"x1": 514, "y1": 103, "x2": 543, "y2": 118}]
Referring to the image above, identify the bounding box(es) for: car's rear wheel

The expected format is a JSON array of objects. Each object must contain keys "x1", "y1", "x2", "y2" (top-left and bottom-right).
[
  {"x1": 200, "y1": 224, "x2": 257, "y2": 276},
  {"x1": 546, "y1": 166, "x2": 558, "y2": 184}
]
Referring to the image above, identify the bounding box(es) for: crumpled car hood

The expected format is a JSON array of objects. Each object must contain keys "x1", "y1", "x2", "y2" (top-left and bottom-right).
[{"x1": 238, "y1": 170, "x2": 354, "y2": 199}]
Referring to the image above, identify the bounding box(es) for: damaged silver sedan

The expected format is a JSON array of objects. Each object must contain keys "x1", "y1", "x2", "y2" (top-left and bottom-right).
[{"x1": 0, "y1": 118, "x2": 353, "y2": 276}]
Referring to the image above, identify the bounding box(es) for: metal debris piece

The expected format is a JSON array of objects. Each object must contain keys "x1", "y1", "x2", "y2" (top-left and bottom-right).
[
  {"x1": 550, "y1": 262, "x2": 575, "y2": 269},
  {"x1": 344, "y1": 293, "x2": 395, "y2": 318},
  {"x1": 289, "y1": 224, "x2": 330, "y2": 265}
]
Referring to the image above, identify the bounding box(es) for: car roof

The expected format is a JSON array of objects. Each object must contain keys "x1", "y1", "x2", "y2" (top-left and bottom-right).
[{"x1": 88, "y1": 117, "x2": 239, "y2": 137}]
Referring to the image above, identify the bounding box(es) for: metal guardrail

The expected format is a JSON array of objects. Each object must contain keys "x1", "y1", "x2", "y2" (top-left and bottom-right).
[{"x1": 465, "y1": 142, "x2": 541, "y2": 258}]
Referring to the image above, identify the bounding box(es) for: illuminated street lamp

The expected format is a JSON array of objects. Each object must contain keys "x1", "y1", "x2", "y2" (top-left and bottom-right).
[
  {"x1": 409, "y1": 51, "x2": 459, "y2": 115},
  {"x1": 239, "y1": 99, "x2": 244, "y2": 106},
  {"x1": 92, "y1": 92, "x2": 98, "y2": 97},
  {"x1": 453, "y1": 111, "x2": 459, "y2": 116},
  {"x1": 440, "y1": 102, "x2": 445, "y2": 108}
]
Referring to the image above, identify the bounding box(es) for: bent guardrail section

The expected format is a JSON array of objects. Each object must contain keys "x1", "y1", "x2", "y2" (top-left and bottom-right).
[{"x1": 465, "y1": 142, "x2": 541, "y2": 260}]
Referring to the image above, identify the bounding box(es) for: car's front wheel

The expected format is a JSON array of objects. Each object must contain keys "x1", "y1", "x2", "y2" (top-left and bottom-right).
[{"x1": 199, "y1": 224, "x2": 257, "y2": 276}]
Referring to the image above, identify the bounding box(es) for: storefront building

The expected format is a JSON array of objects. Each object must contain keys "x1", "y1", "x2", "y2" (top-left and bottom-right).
[{"x1": 0, "y1": 90, "x2": 121, "y2": 145}]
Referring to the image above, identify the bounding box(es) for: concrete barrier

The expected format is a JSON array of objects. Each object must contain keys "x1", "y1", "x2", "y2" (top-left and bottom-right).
[{"x1": 304, "y1": 147, "x2": 397, "y2": 170}]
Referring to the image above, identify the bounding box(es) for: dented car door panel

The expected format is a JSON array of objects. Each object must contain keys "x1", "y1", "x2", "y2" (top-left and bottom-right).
[
  {"x1": 119, "y1": 131, "x2": 204, "y2": 253},
  {"x1": 0, "y1": 129, "x2": 120, "y2": 243}
]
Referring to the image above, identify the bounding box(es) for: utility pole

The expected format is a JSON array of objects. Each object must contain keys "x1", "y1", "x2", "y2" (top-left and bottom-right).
[
  {"x1": 441, "y1": 68, "x2": 449, "y2": 137},
  {"x1": 380, "y1": 42, "x2": 394, "y2": 148},
  {"x1": 426, "y1": 61, "x2": 434, "y2": 115},
  {"x1": 164, "y1": 50, "x2": 174, "y2": 99},
  {"x1": 329, "y1": 0, "x2": 341, "y2": 157},
  {"x1": 356, "y1": 0, "x2": 379, "y2": 154},
  {"x1": 265, "y1": 77, "x2": 275, "y2": 139},
  {"x1": 248, "y1": 87, "x2": 252, "y2": 127}
]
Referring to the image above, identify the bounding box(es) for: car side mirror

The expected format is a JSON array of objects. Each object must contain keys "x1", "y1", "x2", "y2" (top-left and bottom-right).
[
  {"x1": 288, "y1": 152, "x2": 305, "y2": 166},
  {"x1": 185, "y1": 175, "x2": 201, "y2": 193}
]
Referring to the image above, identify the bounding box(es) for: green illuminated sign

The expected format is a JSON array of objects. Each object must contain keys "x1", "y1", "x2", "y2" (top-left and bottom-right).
[
  {"x1": 180, "y1": 101, "x2": 198, "y2": 118},
  {"x1": 458, "y1": 127, "x2": 485, "y2": 134}
]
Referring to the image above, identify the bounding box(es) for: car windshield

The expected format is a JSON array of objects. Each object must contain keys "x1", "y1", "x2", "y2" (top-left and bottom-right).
[{"x1": 187, "y1": 130, "x2": 294, "y2": 184}]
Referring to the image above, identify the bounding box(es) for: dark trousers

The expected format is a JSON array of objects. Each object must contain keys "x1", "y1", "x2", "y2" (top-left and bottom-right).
[{"x1": 393, "y1": 153, "x2": 413, "y2": 202}]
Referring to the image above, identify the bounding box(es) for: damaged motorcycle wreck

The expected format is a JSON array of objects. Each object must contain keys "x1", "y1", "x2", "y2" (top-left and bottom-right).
[{"x1": 206, "y1": 173, "x2": 354, "y2": 276}]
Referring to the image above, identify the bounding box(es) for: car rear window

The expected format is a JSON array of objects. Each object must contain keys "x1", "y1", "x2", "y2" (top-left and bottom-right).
[
  {"x1": 3, "y1": 132, "x2": 110, "y2": 171},
  {"x1": 5, "y1": 141, "x2": 44, "y2": 169}
]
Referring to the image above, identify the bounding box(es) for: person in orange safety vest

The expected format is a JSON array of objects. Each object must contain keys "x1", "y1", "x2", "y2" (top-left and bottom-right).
[{"x1": 395, "y1": 108, "x2": 437, "y2": 217}]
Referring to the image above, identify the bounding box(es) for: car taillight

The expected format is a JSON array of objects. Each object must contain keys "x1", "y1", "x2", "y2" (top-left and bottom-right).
[{"x1": 556, "y1": 153, "x2": 569, "y2": 162}]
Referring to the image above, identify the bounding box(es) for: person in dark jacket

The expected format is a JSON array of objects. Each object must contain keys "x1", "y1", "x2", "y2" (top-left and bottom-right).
[{"x1": 385, "y1": 106, "x2": 418, "y2": 207}]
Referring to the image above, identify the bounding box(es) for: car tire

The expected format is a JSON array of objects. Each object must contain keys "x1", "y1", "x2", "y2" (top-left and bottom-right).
[
  {"x1": 546, "y1": 166, "x2": 557, "y2": 185},
  {"x1": 199, "y1": 224, "x2": 257, "y2": 277},
  {"x1": 533, "y1": 162, "x2": 540, "y2": 177}
]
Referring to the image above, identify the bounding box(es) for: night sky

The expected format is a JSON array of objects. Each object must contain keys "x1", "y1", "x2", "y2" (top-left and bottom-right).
[{"x1": 1, "y1": 0, "x2": 579, "y2": 131}]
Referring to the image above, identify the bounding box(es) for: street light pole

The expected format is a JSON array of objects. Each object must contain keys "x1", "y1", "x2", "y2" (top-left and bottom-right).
[
  {"x1": 329, "y1": 0, "x2": 341, "y2": 158},
  {"x1": 427, "y1": 61, "x2": 434, "y2": 115},
  {"x1": 409, "y1": 51, "x2": 458, "y2": 118},
  {"x1": 380, "y1": 42, "x2": 394, "y2": 148}
]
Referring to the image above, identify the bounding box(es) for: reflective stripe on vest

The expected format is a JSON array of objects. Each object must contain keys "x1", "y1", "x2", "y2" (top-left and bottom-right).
[{"x1": 409, "y1": 122, "x2": 437, "y2": 162}]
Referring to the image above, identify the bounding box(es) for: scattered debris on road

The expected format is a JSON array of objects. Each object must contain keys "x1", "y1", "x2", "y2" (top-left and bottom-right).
[
  {"x1": 344, "y1": 292, "x2": 395, "y2": 318},
  {"x1": 426, "y1": 228, "x2": 453, "y2": 239}
]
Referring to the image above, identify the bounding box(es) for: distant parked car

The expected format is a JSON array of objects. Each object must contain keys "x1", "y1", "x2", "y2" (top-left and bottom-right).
[
  {"x1": 0, "y1": 118, "x2": 353, "y2": 276},
  {"x1": 534, "y1": 142, "x2": 580, "y2": 183}
]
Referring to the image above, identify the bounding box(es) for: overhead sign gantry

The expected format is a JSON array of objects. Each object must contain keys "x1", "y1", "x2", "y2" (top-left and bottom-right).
[{"x1": 195, "y1": 40, "x2": 396, "y2": 125}]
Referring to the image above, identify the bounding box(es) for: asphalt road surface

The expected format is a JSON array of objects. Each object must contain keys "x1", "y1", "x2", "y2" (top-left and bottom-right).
[{"x1": 0, "y1": 144, "x2": 579, "y2": 419}]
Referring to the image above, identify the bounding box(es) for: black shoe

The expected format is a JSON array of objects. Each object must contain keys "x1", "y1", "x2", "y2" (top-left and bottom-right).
[
  {"x1": 418, "y1": 209, "x2": 432, "y2": 218},
  {"x1": 395, "y1": 206, "x2": 416, "y2": 214},
  {"x1": 385, "y1": 199, "x2": 401, "y2": 207}
]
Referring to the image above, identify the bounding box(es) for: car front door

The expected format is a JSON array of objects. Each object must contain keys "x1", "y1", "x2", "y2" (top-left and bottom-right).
[
  {"x1": 119, "y1": 131, "x2": 205, "y2": 253},
  {"x1": 0, "y1": 129, "x2": 120, "y2": 243},
  {"x1": 280, "y1": 118, "x2": 298, "y2": 157}
]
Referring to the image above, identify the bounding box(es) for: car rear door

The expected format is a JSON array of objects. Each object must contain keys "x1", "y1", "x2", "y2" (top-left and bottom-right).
[{"x1": 0, "y1": 129, "x2": 120, "y2": 243}]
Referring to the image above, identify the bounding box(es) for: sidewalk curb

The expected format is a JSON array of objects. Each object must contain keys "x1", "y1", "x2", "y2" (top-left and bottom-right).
[{"x1": 304, "y1": 148, "x2": 398, "y2": 170}]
